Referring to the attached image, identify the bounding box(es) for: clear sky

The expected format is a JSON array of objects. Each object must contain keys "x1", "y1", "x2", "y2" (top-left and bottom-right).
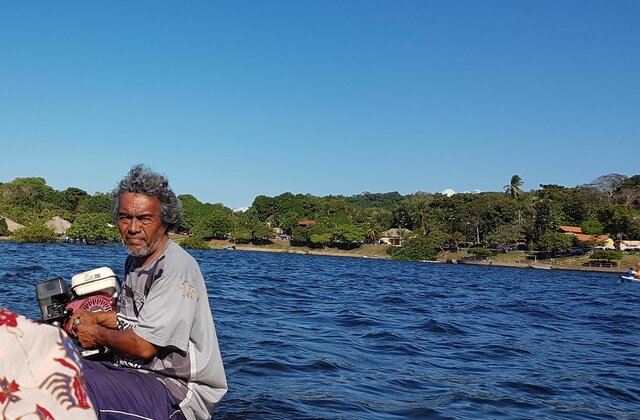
[{"x1": 1, "y1": 1, "x2": 638, "y2": 210}]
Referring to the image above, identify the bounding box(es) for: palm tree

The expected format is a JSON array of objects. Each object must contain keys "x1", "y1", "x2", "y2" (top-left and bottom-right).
[{"x1": 504, "y1": 175, "x2": 524, "y2": 199}]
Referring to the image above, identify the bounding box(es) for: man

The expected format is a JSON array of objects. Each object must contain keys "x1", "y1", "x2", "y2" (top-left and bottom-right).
[{"x1": 69, "y1": 164, "x2": 227, "y2": 419}]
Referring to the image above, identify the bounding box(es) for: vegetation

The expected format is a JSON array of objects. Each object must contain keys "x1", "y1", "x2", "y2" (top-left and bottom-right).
[
  {"x1": 387, "y1": 237, "x2": 440, "y2": 261},
  {"x1": 65, "y1": 214, "x2": 120, "y2": 244},
  {"x1": 11, "y1": 222, "x2": 58, "y2": 243},
  {"x1": 467, "y1": 247, "x2": 494, "y2": 258},
  {"x1": 179, "y1": 236, "x2": 211, "y2": 250},
  {"x1": 1, "y1": 173, "x2": 639, "y2": 263},
  {"x1": 591, "y1": 250, "x2": 624, "y2": 262},
  {"x1": 534, "y1": 232, "x2": 574, "y2": 256},
  {"x1": 0, "y1": 218, "x2": 8, "y2": 236}
]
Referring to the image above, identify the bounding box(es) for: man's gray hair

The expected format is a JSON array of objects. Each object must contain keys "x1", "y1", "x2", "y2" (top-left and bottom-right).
[{"x1": 111, "y1": 164, "x2": 183, "y2": 230}]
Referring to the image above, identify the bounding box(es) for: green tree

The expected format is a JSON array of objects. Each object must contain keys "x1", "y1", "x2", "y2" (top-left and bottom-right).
[
  {"x1": 52, "y1": 187, "x2": 90, "y2": 213},
  {"x1": 331, "y1": 224, "x2": 366, "y2": 248},
  {"x1": 591, "y1": 250, "x2": 623, "y2": 262},
  {"x1": 0, "y1": 218, "x2": 8, "y2": 236},
  {"x1": 467, "y1": 247, "x2": 494, "y2": 258},
  {"x1": 486, "y1": 222, "x2": 524, "y2": 246},
  {"x1": 251, "y1": 224, "x2": 273, "y2": 245},
  {"x1": 535, "y1": 232, "x2": 573, "y2": 256},
  {"x1": 76, "y1": 193, "x2": 112, "y2": 215},
  {"x1": 178, "y1": 194, "x2": 204, "y2": 232},
  {"x1": 347, "y1": 191, "x2": 404, "y2": 208},
  {"x1": 504, "y1": 175, "x2": 524, "y2": 199},
  {"x1": 231, "y1": 227, "x2": 253, "y2": 244},
  {"x1": 581, "y1": 219, "x2": 604, "y2": 235},
  {"x1": 598, "y1": 206, "x2": 640, "y2": 238},
  {"x1": 11, "y1": 222, "x2": 58, "y2": 243},
  {"x1": 2, "y1": 177, "x2": 56, "y2": 209},
  {"x1": 65, "y1": 214, "x2": 120, "y2": 243},
  {"x1": 311, "y1": 232, "x2": 332, "y2": 248},
  {"x1": 180, "y1": 237, "x2": 211, "y2": 250},
  {"x1": 190, "y1": 204, "x2": 234, "y2": 239},
  {"x1": 388, "y1": 237, "x2": 440, "y2": 261}
]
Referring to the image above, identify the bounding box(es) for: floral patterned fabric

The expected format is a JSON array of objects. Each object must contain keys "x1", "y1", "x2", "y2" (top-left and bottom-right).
[{"x1": 0, "y1": 308, "x2": 97, "y2": 419}]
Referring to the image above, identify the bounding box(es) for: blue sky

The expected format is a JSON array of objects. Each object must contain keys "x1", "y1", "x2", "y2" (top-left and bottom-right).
[{"x1": 1, "y1": 1, "x2": 638, "y2": 209}]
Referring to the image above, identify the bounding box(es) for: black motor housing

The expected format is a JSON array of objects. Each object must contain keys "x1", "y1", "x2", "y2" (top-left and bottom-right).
[{"x1": 36, "y1": 277, "x2": 71, "y2": 326}]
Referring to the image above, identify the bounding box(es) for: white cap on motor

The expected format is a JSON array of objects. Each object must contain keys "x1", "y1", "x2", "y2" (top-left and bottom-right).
[{"x1": 71, "y1": 267, "x2": 120, "y2": 297}]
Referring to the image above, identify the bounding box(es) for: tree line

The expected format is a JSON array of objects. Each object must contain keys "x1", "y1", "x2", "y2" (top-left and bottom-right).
[{"x1": 1, "y1": 173, "x2": 639, "y2": 261}]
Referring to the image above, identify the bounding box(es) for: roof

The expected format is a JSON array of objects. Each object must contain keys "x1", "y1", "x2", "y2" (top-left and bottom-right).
[
  {"x1": 1, "y1": 216, "x2": 25, "y2": 233},
  {"x1": 46, "y1": 216, "x2": 72, "y2": 234},
  {"x1": 558, "y1": 225, "x2": 583, "y2": 234},
  {"x1": 381, "y1": 228, "x2": 412, "y2": 238},
  {"x1": 298, "y1": 220, "x2": 316, "y2": 226},
  {"x1": 574, "y1": 233, "x2": 610, "y2": 243}
]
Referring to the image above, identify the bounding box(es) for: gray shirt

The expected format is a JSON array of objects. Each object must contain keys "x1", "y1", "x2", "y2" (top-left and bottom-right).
[{"x1": 115, "y1": 240, "x2": 227, "y2": 419}]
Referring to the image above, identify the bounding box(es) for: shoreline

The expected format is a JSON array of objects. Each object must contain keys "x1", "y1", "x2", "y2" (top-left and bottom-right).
[
  {"x1": 225, "y1": 243, "x2": 629, "y2": 274},
  {"x1": 1, "y1": 237, "x2": 630, "y2": 275}
]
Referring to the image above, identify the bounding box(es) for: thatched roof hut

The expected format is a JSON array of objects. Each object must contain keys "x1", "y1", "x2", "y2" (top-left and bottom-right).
[
  {"x1": 46, "y1": 216, "x2": 72, "y2": 235},
  {"x1": 1, "y1": 216, "x2": 25, "y2": 233}
]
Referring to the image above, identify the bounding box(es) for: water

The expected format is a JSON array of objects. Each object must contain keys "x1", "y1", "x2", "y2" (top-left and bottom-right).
[{"x1": 1, "y1": 242, "x2": 639, "y2": 419}]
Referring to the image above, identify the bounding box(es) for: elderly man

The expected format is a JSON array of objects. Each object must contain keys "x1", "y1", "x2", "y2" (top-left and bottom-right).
[{"x1": 69, "y1": 165, "x2": 227, "y2": 420}]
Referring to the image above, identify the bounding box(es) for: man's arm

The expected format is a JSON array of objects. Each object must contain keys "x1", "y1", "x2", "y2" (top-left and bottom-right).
[
  {"x1": 69, "y1": 309, "x2": 157, "y2": 361},
  {"x1": 75, "y1": 322, "x2": 158, "y2": 360}
]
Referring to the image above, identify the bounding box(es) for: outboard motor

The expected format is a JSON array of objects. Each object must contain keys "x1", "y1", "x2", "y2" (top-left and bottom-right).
[
  {"x1": 36, "y1": 277, "x2": 72, "y2": 327},
  {"x1": 65, "y1": 267, "x2": 120, "y2": 335},
  {"x1": 35, "y1": 267, "x2": 120, "y2": 359}
]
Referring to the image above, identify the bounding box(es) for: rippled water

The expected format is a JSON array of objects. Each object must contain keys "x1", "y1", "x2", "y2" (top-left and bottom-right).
[{"x1": 1, "y1": 242, "x2": 639, "y2": 419}]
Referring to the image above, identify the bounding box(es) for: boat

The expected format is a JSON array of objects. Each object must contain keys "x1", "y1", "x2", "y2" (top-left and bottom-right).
[
  {"x1": 619, "y1": 275, "x2": 640, "y2": 282},
  {"x1": 529, "y1": 264, "x2": 552, "y2": 270},
  {"x1": 457, "y1": 257, "x2": 493, "y2": 266}
]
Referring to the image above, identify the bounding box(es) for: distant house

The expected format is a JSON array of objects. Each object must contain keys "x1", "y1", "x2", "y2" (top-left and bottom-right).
[
  {"x1": 0, "y1": 216, "x2": 25, "y2": 233},
  {"x1": 46, "y1": 216, "x2": 72, "y2": 235},
  {"x1": 557, "y1": 225, "x2": 610, "y2": 246},
  {"x1": 379, "y1": 228, "x2": 412, "y2": 246},
  {"x1": 557, "y1": 226, "x2": 583, "y2": 235},
  {"x1": 298, "y1": 220, "x2": 316, "y2": 227},
  {"x1": 621, "y1": 240, "x2": 640, "y2": 251}
]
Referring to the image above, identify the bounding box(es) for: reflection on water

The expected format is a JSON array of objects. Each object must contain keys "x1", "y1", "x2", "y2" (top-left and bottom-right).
[{"x1": 1, "y1": 242, "x2": 639, "y2": 419}]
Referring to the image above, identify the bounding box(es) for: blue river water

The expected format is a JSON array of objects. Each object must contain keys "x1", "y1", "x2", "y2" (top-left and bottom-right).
[{"x1": 1, "y1": 241, "x2": 639, "y2": 419}]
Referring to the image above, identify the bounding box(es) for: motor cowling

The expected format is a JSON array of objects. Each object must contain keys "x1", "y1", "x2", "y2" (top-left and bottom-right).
[{"x1": 63, "y1": 294, "x2": 117, "y2": 336}]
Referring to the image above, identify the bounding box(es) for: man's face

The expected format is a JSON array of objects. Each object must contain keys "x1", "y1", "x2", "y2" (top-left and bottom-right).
[{"x1": 117, "y1": 192, "x2": 168, "y2": 260}]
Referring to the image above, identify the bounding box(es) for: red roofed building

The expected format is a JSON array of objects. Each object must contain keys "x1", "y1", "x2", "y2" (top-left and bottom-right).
[
  {"x1": 557, "y1": 225, "x2": 611, "y2": 246},
  {"x1": 558, "y1": 226, "x2": 583, "y2": 234}
]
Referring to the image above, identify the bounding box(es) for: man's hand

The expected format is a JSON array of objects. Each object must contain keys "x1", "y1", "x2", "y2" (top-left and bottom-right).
[
  {"x1": 75, "y1": 321, "x2": 103, "y2": 349},
  {"x1": 67, "y1": 309, "x2": 158, "y2": 361},
  {"x1": 67, "y1": 309, "x2": 117, "y2": 337}
]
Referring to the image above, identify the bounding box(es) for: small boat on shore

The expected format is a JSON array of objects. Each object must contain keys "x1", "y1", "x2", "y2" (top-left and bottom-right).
[
  {"x1": 530, "y1": 264, "x2": 552, "y2": 270},
  {"x1": 620, "y1": 275, "x2": 640, "y2": 282}
]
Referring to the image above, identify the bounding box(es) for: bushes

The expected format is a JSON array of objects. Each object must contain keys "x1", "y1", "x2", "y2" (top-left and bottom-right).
[
  {"x1": 11, "y1": 223, "x2": 58, "y2": 243},
  {"x1": 591, "y1": 250, "x2": 623, "y2": 261},
  {"x1": 179, "y1": 236, "x2": 211, "y2": 250},
  {"x1": 467, "y1": 247, "x2": 494, "y2": 258},
  {"x1": 65, "y1": 214, "x2": 120, "y2": 244},
  {"x1": 0, "y1": 218, "x2": 8, "y2": 236},
  {"x1": 388, "y1": 237, "x2": 439, "y2": 261}
]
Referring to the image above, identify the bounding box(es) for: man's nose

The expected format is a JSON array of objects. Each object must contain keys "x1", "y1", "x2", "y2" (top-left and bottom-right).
[{"x1": 127, "y1": 218, "x2": 141, "y2": 232}]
